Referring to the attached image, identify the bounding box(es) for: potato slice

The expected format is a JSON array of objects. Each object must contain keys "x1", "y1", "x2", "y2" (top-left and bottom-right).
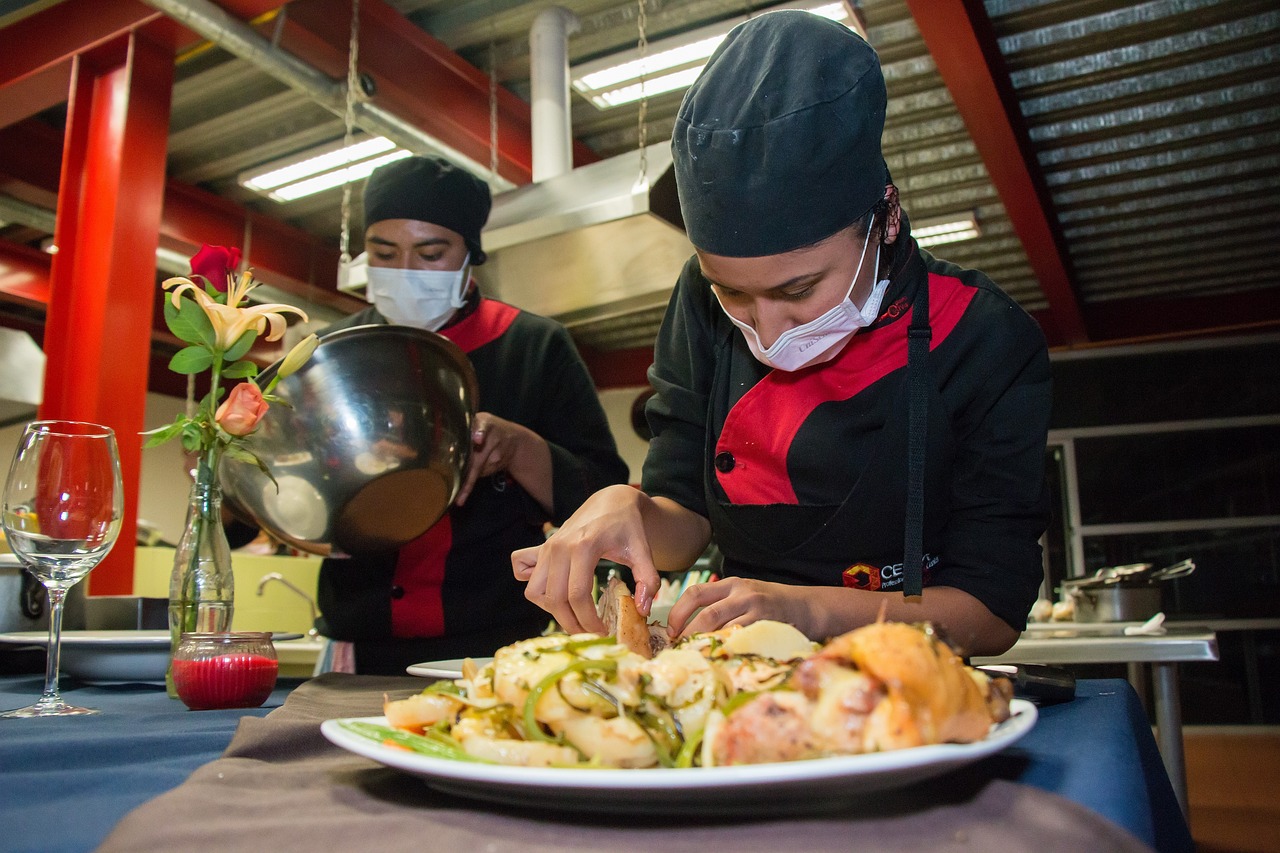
[{"x1": 720, "y1": 620, "x2": 816, "y2": 660}]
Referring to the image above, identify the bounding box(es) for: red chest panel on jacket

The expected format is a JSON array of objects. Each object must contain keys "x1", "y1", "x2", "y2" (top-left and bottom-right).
[
  {"x1": 440, "y1": 298, "x2": 518, "y2": 354},
  {"x1": 715, "y1": 273, "x2": 974, "y2": 506}
]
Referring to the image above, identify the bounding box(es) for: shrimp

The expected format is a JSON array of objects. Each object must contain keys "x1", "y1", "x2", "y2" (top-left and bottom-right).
[
  {"x1": 383, "y1": 691, "x2": 464, "y2": 734},
  {"x1": 451, "y1": 715, "x2": 580, "y2": 767}
]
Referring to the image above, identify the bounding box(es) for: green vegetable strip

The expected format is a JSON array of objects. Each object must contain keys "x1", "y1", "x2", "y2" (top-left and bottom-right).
[
  {"x1": 522, "y1": 658, "x2": 618, "y2": 743},
  {"x1": 423, "y1": 681, "x2": 463, "y2": 696},
  {"x1": 534, "y1": 636, "x2": 617, "y2": 656},
  {"x1": 721, "y1": 689, "x2": 760, "y2": 716},
  {"x1": 675, "y1": 727, "x2": 704, "y2": 768},
  {"x1": 340, "y1": 721, "x2": 490, "y2": 763},
  {"x1": 630, "y1": 707, "x2": 678, "y2": 768}
]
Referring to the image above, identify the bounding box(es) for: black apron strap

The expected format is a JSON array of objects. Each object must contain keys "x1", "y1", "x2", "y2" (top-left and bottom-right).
[{"x1": 903, "y1": 276, "x2": 931, "y2": 597}]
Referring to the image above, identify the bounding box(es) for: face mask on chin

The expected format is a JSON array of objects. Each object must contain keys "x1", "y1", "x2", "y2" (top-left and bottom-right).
[
  {"x1": 366, "y1": 254, "x2": 471, "y2": 331},
  {"x1": 715, "y1": 218, "x2": 889, "y2": 372}
]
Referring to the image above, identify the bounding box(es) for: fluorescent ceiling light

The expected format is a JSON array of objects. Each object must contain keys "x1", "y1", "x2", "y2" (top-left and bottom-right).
[
  {"x1": 913, "y1": 213, "x2": 981, "y2": 247},
  {"x1": 268, "y1": 150, "x2": 412, "y2": 202},
  {"x1": 238, "y1": 136, "x2": 411, "y2": 203},
  {"x1": 571, "y1": 1, "x2": 860, "y2": 110},
  {"x1": 242, "y1": 136, "x2": 398, "y2": 192}
]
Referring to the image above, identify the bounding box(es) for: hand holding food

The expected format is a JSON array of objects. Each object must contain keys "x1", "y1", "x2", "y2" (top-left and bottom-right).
[
  {"x1": 513, "y1": 484, "x2": 666, "y2": 633},
  {"x1": 664, "y1": 575, "x2": 841, "y2": 641}
]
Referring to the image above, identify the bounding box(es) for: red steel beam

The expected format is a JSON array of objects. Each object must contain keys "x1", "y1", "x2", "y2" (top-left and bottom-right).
[
  {"x1": 40, "y1": 32, "x2": 175, "y2": 594},
  {"x1": 0, "y1": 240, "x2": 52, "y2": 305},
  {"x1": 0, "y1": 62, "x2": 72, "y2": 129},
  {"x1": 279, "y1": 0, "x2": 598, "y2": 185},
  {"x1": 0, "y1": 119, "x2": 363, "y2": 314},
  {"x1": 0, "y1": 0, "x2": 292, "y2": 93},
  {"x1": 0, "y1": 0, "x2": 161, "y2": 89},
  {"x1": 904, "y1": 0, "x2": 1088, "y2": 345},
  {"x1": 160, "y1": 180, "x2": 364, "y2": 313},
  {"x1": 1080, "y1": 290, "x2": 1280, "y2": 346}
]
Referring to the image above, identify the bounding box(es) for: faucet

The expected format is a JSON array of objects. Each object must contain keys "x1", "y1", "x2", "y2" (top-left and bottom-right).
[{"x1": 256, "y1": 572, "x2": 320, "y2": 639}]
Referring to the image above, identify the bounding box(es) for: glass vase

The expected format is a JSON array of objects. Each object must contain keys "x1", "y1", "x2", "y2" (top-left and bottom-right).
[{"x1": 166, "y1": 479, "x2": 235, "y2": 698}]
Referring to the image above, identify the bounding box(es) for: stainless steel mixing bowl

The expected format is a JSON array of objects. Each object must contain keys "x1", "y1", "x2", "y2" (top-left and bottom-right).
[{"x1": 220, "y1": 324, "x2": 478, "y2": 556}]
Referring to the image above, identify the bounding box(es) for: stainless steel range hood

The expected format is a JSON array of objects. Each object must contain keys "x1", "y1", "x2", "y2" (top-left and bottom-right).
[
  {"x1": 479, "y1": 141, "x2": 691, "y2": 349},
  {"x1": 0, "y1": 327, "x2": 44, "y2": 428}
]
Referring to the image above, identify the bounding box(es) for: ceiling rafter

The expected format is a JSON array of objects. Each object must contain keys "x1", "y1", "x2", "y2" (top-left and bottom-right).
[{"x1": 903, "y1": 0, "x2": 1089, "y2": 345}]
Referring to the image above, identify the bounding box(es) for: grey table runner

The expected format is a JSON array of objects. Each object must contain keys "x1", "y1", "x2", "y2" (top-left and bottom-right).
[{"x1": 98, "y1": 673, "x2": 1151, "y2": 853}]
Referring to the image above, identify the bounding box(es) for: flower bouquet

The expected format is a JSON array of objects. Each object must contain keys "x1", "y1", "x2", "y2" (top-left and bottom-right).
[{"x1": 144, "y1": 244, "x2": 317, "y2": 696}]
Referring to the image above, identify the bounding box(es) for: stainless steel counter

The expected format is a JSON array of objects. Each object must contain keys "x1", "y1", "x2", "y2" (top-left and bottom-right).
[{"x1": 971, "y1": 624, "x2": 1219, "y2": 817}]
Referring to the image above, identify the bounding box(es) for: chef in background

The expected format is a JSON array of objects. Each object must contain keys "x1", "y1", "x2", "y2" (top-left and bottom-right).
[
  {"x1": 513, "y1": 10, "x2": 1051, "y2": 658},
  {"x1": 318, "y1": 156, "x2": 630, "y2": 674}
]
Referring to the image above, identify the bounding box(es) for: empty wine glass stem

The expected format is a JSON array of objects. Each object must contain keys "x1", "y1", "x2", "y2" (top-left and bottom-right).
[{"x1": 41, "y1": 585, "x2": 67, "y2": 704}]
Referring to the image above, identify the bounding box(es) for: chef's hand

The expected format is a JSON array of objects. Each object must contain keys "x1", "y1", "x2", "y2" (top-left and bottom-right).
[
  {"x1": 512, "y1": 485, "x2": 661, "y2": 634},
  {"x1": 665, "y1": 577, "x2": 831, "y2": 640},
  {"x1": 455, "y1": 412, "x2": 553, "y2": 511}
]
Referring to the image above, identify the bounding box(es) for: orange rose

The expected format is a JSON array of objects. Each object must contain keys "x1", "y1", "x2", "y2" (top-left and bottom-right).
[{"x1": 215, "y1": 382, "x2": 269, "y2": 436}]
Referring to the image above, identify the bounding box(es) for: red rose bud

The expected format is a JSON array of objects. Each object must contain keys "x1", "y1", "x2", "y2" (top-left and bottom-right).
[
  {"x1": 189, "y1": 244, "x2": 242, "y2": 292},
  {"x1": 215, "y1": 382, "x2": 269, "y2": 436}
]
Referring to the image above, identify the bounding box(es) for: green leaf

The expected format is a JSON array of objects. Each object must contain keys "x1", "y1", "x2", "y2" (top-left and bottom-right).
[
  {"x1": 180, "y1": 423, "x2": 204, "y2": 452},
  {"x1": 224, "y1": 330, "x2": 257, "y2": 362},
  {"x1": 168, "y1": 346, "x2": 214, "y2": 374},
  {"x1": 165, "y1": 296, "x2": 216, "y2": 348},
  {"x1": 222, "y1": 444, "x2": 257, "y2": 464},
  {"x1": 225, "y1": 444, "x2": 278, "y2": 491},
  {"x1": 221, "y1": 360, "x2": 259, "y2": 379},
  {"x1": 142, "y1": 419, "x2": 186, "y2": 448}
]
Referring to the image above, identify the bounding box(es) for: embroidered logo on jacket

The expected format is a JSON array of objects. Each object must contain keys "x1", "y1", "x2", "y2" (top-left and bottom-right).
[{"x1": 842, "y1": 554, "x2": 939, "y2": 591}]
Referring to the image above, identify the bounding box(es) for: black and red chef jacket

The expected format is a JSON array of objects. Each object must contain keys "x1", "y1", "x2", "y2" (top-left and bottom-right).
[
  {"x1": 641, "y1": 229, "x2": 1052, "y2": 632},
  {"x1": 316, "y1": 292, "x2": 630, "y2": 673}
]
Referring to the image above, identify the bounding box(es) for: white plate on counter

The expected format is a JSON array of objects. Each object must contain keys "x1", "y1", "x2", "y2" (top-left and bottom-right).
[
  {"x1": 0, "y1": 630, "x2": 303, "y2": 683},
  {"x1": 405, "y1": 657, "x2": 493, "y2": 679},
  {"x1": 321, "y1": 699, "x2": 1037, "y2": 815}
]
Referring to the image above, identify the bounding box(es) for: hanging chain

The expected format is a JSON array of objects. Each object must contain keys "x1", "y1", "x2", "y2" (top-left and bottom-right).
[
  {"x1": 488, "y1": 5, "x2": 499, "y2": 181},
  {"x1": 338, "y1": 0, "x2": 361, "y2": 264},
  {"x1": 635, "y1": 0, "x2": 649, "y2": 188}
]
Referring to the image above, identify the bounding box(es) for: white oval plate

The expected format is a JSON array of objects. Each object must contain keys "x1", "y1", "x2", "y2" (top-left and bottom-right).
[{"x1": 321, "y1": 699, "x2": 1037, "y2": 815}]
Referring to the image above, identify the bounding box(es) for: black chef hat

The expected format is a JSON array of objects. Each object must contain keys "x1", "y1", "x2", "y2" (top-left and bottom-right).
[
  {"x1": 672, "y1": 10, "x2": 889, "y2": 257},
  {"x1": 362, "y1": 156, "x2": 491, "y2": 264}
]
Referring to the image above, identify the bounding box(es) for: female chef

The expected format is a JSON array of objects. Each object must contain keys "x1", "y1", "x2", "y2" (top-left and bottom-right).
[{"x1": 512, "y1": 10, "x2": 1051, "y2": 657}]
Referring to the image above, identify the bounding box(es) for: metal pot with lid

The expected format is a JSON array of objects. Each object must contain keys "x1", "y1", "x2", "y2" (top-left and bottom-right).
[{"x1": 1061, "y1": 559, "x2": 1196, "y2": 622}]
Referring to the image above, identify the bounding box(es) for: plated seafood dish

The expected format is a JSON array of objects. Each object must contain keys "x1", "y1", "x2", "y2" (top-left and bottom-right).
[{"x1": 346, "y1": 584, "x2": 1015, "y2": 770}]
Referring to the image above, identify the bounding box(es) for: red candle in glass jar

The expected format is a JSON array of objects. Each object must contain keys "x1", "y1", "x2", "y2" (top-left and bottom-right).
[{"x1": 172, "y1": 632, "x2": 279, "y2": 710}]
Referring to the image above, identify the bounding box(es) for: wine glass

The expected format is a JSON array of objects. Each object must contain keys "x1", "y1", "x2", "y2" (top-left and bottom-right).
[{"x1": 1, "y1": 420, "x2": 124, "y2": 717}]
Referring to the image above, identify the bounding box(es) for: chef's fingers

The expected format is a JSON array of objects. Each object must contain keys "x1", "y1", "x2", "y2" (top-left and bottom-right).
[
  {"x1": 567, "y1": 548, "x2": 607, "y2": 634},
  {"x1": 454, "y1": 418, "x2": 490, "y2": 506},
  {"x1": 680, "y1": 592, "x2": 747, "y2": 637},
  {"x1": 519, "y1": 540, "x2": 605, "y2": 634},
  {"x1": 511, "y1": 545, "x2": 538, "y2": 581},
  {"x1": 665, "y1": 580, "x2": 729, "y2": 637},
  {"x1": 455, "y1": 460, "x2": 481, "y2": 506},
  {"x1": 624, "y1": 548, "x2": 661, "y2": 618}
]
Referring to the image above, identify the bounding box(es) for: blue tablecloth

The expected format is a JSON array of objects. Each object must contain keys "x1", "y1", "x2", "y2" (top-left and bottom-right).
[{"x1": 0, "y1": 675, "x2": 1190, "y2": 853}]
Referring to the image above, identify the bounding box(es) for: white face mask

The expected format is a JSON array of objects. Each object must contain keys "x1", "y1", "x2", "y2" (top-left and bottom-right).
[
  {"x1": 715, "y1": 220, "x2": 889, "y2": 372},
  {"x1": 366, "y1": 254, "x2": 471, "y2": 331}
]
